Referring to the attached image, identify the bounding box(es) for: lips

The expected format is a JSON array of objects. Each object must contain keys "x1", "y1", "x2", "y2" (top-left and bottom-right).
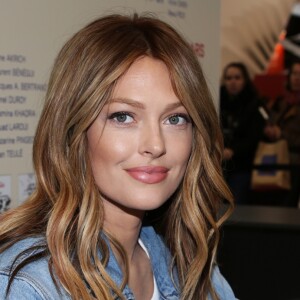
[{"x1": 125, "y1": 166, "x2": 169, "y2": 184}]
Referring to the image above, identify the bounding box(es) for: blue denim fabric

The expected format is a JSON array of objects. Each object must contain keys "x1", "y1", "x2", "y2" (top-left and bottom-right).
[{"x1": 0, "y1": 226, "x2": 236, "y2": 299}]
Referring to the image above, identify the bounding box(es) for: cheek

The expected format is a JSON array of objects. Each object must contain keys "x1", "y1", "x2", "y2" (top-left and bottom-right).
[
  {"x1": 225, "y1": 82, "x2": 235, "y2": 92},
  {"x1": 169, "y1": 132, "x2": 192, "y2": 165},
  {"x1": 88, "y1": 131, "x2": 133, "y2": 167},
  {"x1": 225, "y1": 81, "x2": 231, "y2": 88},
  {"x1": 182, "y1": 142, "x2": 192, "y2": 164},
  {"x1": 237, "y1": 80, "x2": 245, "y2": 89}
]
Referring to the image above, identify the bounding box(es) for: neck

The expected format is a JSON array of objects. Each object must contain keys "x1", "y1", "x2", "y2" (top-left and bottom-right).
[{"x1": 103, "y1": 199, "x2": 145, "y2": 262}]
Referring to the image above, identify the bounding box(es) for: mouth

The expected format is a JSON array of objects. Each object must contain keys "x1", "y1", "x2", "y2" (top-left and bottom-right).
[{"x1": 125, "y1": 166, "x2": 169, "y2": 184}]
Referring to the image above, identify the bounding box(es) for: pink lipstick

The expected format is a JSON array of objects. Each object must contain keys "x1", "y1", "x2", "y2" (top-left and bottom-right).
[{"x1": 125, "y1": 166, "x2": 169, "y2": 184}]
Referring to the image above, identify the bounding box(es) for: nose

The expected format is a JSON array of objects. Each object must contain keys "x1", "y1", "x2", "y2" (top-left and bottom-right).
[{"x1": 138, "y1": 123, "x2": 166, "y2": 158}]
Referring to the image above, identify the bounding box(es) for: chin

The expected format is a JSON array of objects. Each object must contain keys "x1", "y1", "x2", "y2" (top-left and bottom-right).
[{"x1": 127, "y1": 196, "x2": 170, "y2": 212}]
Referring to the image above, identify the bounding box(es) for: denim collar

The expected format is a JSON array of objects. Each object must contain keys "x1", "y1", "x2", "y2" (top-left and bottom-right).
[{"x1": 104, "y1": 226, "x2": 180, "y2": 300}]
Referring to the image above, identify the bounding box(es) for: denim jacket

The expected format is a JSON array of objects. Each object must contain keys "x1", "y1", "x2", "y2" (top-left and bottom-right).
[{"x1": 0, "y1": 226, "x2": 236, "y2": 299}]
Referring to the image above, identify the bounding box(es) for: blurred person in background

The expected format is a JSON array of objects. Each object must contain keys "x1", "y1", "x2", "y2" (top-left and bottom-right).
[
  {"x1": 264, "y1": 60, "x2": 300, "y2": 207},
  {"x1": 220, "y1": 62, "x2": 265, "y2": 204}
]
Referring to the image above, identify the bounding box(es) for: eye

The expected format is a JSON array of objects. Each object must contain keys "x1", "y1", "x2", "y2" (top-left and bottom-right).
[
  {"x1": 108, "y1": 112, "x2": 134, "y2": 124},
  {"x1": 165, "y1": 114, "x2": 190, "y2": 125}
]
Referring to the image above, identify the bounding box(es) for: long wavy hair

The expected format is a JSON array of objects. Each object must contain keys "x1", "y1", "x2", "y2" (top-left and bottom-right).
[{"x1": 0, "y1": 13, "x2": 233, "y2": 300}]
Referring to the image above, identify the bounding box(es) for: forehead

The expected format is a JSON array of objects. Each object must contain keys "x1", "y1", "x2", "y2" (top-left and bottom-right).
[
  {"x1": 116, "y1": 56, "x2": 170, "y2": 82},
  {"x1": 226, "y1": 67, "x2": 242, "y2": 75},
  {"x1": 111, "y1": 57, "x2": 177, "y2": 100}
]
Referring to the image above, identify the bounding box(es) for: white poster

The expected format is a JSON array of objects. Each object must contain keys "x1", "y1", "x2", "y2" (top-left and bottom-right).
[
  {"x1": 0, "y1": 0, "x2": 221, "y2": 209},
  {"x1": 0, "y1": 175, "x2": 12, "y2": 213},
  {"x1": 18, "y1": 173, "x2": 36, "y2": 204}
]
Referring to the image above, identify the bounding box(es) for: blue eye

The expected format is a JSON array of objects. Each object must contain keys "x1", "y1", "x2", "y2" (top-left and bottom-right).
[
  {"x1": 166, "y1": 114, "x2": 189, "y2": 125},
  {"x1": 109, "y1": 112, "x2": 134, "y2": 124},
  {"x1": 169, "y1": 115, "x2": 181, "y2": 125}
]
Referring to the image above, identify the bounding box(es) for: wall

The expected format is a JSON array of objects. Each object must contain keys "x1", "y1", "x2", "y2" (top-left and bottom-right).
[
  {"x1": 0, "y1": 0, "x2": 221, "y2": 210},
  {"x1": 220, "y1": 0, "x2": 296, "y2": 78}
]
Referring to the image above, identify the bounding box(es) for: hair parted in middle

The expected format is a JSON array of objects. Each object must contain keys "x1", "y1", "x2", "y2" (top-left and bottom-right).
[{"x1": 0, "y1": 13, "x2": 233, "y2": 300}]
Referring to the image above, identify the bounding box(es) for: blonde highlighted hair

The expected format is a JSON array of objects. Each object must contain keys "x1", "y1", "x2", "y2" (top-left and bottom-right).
[{"x1": 0, "y1": 13, "x2": 233, "y2": 300}]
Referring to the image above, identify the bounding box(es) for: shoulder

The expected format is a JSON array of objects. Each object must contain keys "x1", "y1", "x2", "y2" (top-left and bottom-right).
[
  {"x1": 0, "y1": 274, "x2": 46, "y2": 300},
  {"x1": 0, "y1": 236, "x2": 44, "y2": 265},
  {"x1": 0, "y1": 237, "x2": 69, "y2": 299},
  {"x1": 211, "y1": 265, "x2": 237, "y2": 300},
  {"x1": 220, "y1": 87, "x2": 230, "y2": 109}
]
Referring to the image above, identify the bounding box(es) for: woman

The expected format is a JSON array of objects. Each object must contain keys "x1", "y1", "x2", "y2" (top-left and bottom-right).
[
  {"x1": 0, "y1": 14, "x2": 235, "y2": 299},
  {"x1": 220, "y1": 62, "x2": 265, "y2": 204},
  {"x1": 264, "y1": 60, "x2": 300, "y2": 207}
]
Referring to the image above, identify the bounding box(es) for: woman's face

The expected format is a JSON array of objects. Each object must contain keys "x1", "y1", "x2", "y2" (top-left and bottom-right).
[
  {"x1": 224, "y1": 66, "x2": 245, "y2": 96},
  {"x1": 87, "y1": 56, "x2": 193, "y2": 214},
  {"x1": 290, "y1": 63, "x2": 300, "y2": 91}
]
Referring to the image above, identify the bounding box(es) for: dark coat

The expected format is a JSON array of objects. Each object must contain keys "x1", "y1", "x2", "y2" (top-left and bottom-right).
[
  {"x1": 270, "y1": 93, "x2": 300, "y2": 164},
  {"x1": 220, "y1": 86, "x2": 265, "y2": 173}
]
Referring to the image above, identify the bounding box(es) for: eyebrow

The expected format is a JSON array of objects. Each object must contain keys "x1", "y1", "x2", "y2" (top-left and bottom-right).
[
  {"x1": 109, "y1": 97, "x2": 184, "y2": 112},
  {"x1": 109, "y1": 98, "x2": 145, "y2": 109}
]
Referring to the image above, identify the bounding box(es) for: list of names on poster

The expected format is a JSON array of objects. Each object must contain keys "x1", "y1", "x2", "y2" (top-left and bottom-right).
[
  {"x1": 167, "y1": 0, "x2": 188, "y2": 19},
  {"x1": 145, "y1": 0, "x2": 188, "y2": 19},
  {"x1": 0, "y1": 53, "x2": 47, "y2": 160}
]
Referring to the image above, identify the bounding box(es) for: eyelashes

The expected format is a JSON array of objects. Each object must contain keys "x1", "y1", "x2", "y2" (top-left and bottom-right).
[
  {"x1": 108, "y1": 111, "x2": 191, "y2": 127},
  {"x1": 165, "y1": 113, "x2": 191, "y2": 125},
  {"x1": 108, "y1": 111, "x2": 134, "y2": 124}
]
